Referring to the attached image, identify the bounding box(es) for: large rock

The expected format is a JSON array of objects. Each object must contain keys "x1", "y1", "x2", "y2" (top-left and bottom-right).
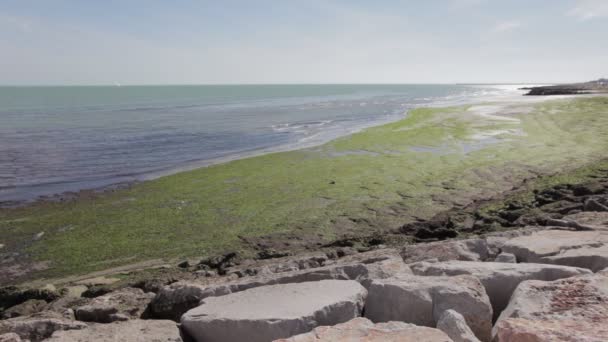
[
  {"x1": 45, "y1": 319, "x2": 182, "y2": 341},
  {"x1": 436, "y1": 310, "x2": 480, "y2": 342},
  {"x1": 0, "y1": 333, "x2": 22, "y2": 342},
  {"x1": 409, "y1": 260, "x2": 590, "y2": 319},
  {"x1": 494, "y1": 274, "x2": 608, "y2": 341},
  {"x1": 540, "y1": 243, "x2": 608, "y2": 272},
  {"x1": 181, "y1": 280, "x2": 367, "y2": 342},
  {"x1": 149, "y1": 254, "x2": 409, "y2": 321},
  {"x1": 501, "y1": 229, "x2": 606, "y2": 261},
  {"x1": 0, "y1": 311, "x2": 87, "y2": 342},
  {"x1": 501, "y1": 229, "x2": 608, "y2": 271},
  {"x1": 74, "y1": 287, "x2": 154, "y2": 323},
  {"x1": 563, "y1": 211, "x2": 608, "y2": 230},
  {"x1": 274, "y1": 317, "x2": 453, "y2": 342},
  {"x1": 401, "y1": 239, "x2": 490, "y2": 263},
  {"x1": 1, "y1": 299, "x2": 47, "y2": 319},
  {"x1": 364, "y1": 275, "x2": 492, "y2": 342}
]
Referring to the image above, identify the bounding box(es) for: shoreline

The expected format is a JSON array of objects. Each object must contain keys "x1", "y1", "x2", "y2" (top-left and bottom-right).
[
  {"x1": 0, "y1": 88, "x2": 566, "y2": 208},
  {"x1": 2, "y1": 95, "x2": 608, "y2": 285}
]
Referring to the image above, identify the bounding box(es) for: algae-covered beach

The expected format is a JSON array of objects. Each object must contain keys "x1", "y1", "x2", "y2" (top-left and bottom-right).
[{"x1": 2, "y1": 95, "x2": 608, "y2": 283}]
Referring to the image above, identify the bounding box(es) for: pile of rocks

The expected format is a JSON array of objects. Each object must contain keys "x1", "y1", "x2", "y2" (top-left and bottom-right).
[{"x1": 2, "y1": 190, "x2": 608, "y2": 341}]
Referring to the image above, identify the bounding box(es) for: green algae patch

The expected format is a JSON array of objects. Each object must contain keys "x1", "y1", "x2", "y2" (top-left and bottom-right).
[{"x1": 2, "y1": 96, "x2": 608, "y2": 281}]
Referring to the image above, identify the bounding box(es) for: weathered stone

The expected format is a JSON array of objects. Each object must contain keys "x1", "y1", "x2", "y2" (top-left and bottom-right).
[
  {"x1": 0, "y1": 311, "x2": 87, "y2": 342},
  {"x1": 181, "y1": 280, "x2": 367, "y2": 342},
  {"x1": 149, "y1": 252, "x2": 409, "y2": 321},
  {"x1": 74, "y1": 287, "x2": 154, "y2": 323},
  {"x1": 274, "y1": 317, "x2": 453, "y2": 342},
  {"x1": 540, "y1": 243, "x2": 608, "y2": 272},
  {"x1": 584, "y1": 198, "x2": 608, "y2": 212},
  {"x1": 501, "y1": 229, "x2": 608, "y2": 263},
  {"x1": 62, "y1": 286, "x2": 88, "y2": 298},
  {"x1": 410, "y1": 260, "x2": 590, "y2": 320},
  {"x1": 0, "y1": 333, "x2": 21, "y2": 342},
  {"x1": 0, "y1": 286, "x2": 59, "y2": 311},
  {"x1": 1, "y1": 299, "x2": 47, "y2": 319},
  {"x1": 74, "y1": 277, "x2": 120, "y2": 286},
  {"x1": 364, "y1": 275, "x2": 492, "y2": 342},
  {"x1": 436, "y1": 310, "x2": 480, "y2": 342},
  {"x1": 494, "y1": 274, "x2": 608, "y2": 341},
  {"x1": 401, "y1": 239, "x2": 490, "y2": 263},
  {"x1": 493, "y1": 253, "x2": 516, "y2": 263},
  {"x1": 563, "y1": 211, "x2": 608, "y2": 230},
  {"x1": 46, "y1": 319, "x2": 182, "y2": 342}
]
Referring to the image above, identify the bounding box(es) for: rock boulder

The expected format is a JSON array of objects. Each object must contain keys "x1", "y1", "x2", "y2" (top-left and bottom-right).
[
  {"x1": 364, "y1": 275, "x2": 492, "y2": 342},
  {"x1": 409, "y1": 260, "x2": 590, "y2": 319},
  {"x1": 494, "y1": 274, "x2": 608, "y2": 341},
  {"x1": 181, "y1": 280, "x2": 367, "y2": 342},
  {"x1": 274, "y1": 317, "x2": 453, "y2": 342},
  {"x1": 46, "y1": 319, "x2": 182, "y2": 342}
]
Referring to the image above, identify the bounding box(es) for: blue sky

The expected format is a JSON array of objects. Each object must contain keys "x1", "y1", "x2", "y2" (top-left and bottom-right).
[{"x1": 1, "y1": 0, "x2": 606, "y2": 84}]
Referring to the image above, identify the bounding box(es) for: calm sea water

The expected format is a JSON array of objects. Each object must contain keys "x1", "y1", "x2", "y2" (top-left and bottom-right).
[{"x1": 0, "y1": 84, "x2": 523, "y2": 202}]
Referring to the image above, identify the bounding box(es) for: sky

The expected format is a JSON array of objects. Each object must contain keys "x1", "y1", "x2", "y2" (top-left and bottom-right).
[{"x1": 0, "y1": 0, "x2": 607, "y2": 85}]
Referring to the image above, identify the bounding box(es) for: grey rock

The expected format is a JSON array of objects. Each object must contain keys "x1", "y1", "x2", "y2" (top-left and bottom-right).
[
  {"x1": 74, "y1": 287, "x2": 154, "y2": 323},
  {"x1": 181, "y1": 280, "x2": 367, "y2": 342},
  {"x1": 401, "y1": 239, "x2": 490, "y2": 264},
  {"x1": 149, "y1": 251, "x2": 409, "y2": 321},
  {"x1": 0, "y1": 311, "x2": 87, "y2": 342},
  {"x1": 437, "y1": 309, "x2": 480, "y2": 342},
  {"x1": 0, "y1": 333, "x2": 21, "y2": 342},
  {"x1": 364, "y1": 275, "x2": 492, "y2": 342},
  {"x1": 410, "y1": 260, "x2": 590, "y2": 320},
  {"x1": 493, "y1": 253, "x2": 516, "y2": 263},
  {"x1": 274, "y1": 317, "x2": 453, "y2": 342},
  {"x1": 493, "y1": 274, "x2": 608, "y2": 341},
  {"x1": 584, "y1": 198, "x2": 608, "y2": 212},
  {"x1": 46, "y1": 319, "x2": 182, "y2": 342}
]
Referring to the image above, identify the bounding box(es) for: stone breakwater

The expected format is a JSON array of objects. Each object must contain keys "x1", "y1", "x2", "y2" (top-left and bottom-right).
[{"x1": 3, "y1": 178, "x2": 608, "y2": 341}]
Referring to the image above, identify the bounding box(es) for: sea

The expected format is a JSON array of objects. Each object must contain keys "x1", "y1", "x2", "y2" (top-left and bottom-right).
[{"x1": 0, "y1": 84, "x2": 528, "y2": 202}]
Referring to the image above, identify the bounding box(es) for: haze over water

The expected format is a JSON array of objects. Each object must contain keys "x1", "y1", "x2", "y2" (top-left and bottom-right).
[{"x1": 0, "y1": 84, "x2": 522, "y2": 202}]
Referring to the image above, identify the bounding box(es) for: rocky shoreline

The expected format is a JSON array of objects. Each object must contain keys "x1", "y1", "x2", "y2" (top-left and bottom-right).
[
  {"x1": 3, "y1": 167, "x2": 608, "y2": 341},
  {"x1": 523, "y1": 78, "x2": 608, "y2": 95}
]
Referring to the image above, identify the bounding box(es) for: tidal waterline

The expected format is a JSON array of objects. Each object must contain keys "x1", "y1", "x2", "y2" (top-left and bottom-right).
[{"x1": 0, "y1": 84, "x2": 523, "y2": 201}]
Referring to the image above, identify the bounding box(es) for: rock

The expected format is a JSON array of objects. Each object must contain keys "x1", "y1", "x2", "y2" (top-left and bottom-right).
[
  {"x1": 177, "y1": 260, "x2": 190, "y2": 268},
  {"x1": 545, "y1": 218, "x2": 595, "y2": 230},
  {"x1": 1, "y1": 299, "x2": 47, "y2": 319},
  {"x1": 149, "y1": 251, "x2": 409, "y2": 321},
  {"x1": 0, "y1": 311, "x2": 87, "y2": 342},
  {"x1": 46, "y1": 319, "x2": 182, "y2": 341},
  {"x1": 563, "y1": 211, "x2": 608, "y2": 230},
  {"x1": 0, "y1": 286, "x2": 59, "y2": 311},
  {"x1": 226, "y1": 251, "x2": 329, "y2": 277},
  {"x1": 572, "y1": 182, "x2": 605, "y2": 196},
  {"x1": 74, "y1": 287, "x2": 154, "y2": 323},
  {"x1": 540, "y1": 243, "x2": 608, "y2": 272},
  {"x1": 584, "y1": 198, "x2": 608, "y2": 212},
  {"x1": 409, "y1": 260, "x2": 590, "y2": 320},
  {"x1": 256, "y1": 249, "x2": 291, "y2": 260},
  {"x1": 436, "y1": 310, "x2": 480, "y2": 342},
  {"x1": 75, "y1": 276, "x2": 120, "y2": 287},
  {"x1": 494, "y1": 274, "x2": 608, "y2": 341},
  {"x1": 493, "y1": 253, "x2": 516, "y2": 263},
  {"x1": 401, "y1": 239, "x2": 490, "y2": 263},
  {"x1": 181, "y1": 280, "x2": 367, "y2": 342},
  {"x1": 364, "y1": 275, "x2": 492, "y2": 342},
  {"x1": 197, "y1": 251, "x2": 239, "y2": 275},
  {"x1": 62, "y1": 286, "x2": 88, "y2": 298},
  {"x1": 274, "y1": 317, "x2": 453, "y2": 342},
  {"x1": 501, "y1": 229, "x2": 608, "y2": 263},
  {"x1": 81, "y1": 286, "x2": 112, "y2": 299},
  {"x1": 0, "y1": 333, "x2": 21, "y2": 342}
]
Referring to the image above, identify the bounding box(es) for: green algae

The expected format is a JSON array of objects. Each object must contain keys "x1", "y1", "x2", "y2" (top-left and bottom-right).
[{"x1": 2, "y1": 96, "x2": 608, "y2": 281}]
